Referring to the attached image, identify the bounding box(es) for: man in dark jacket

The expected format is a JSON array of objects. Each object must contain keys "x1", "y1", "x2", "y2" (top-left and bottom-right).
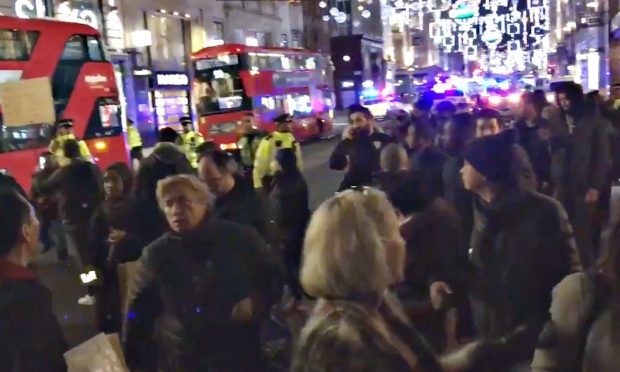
[
  {"x1": 515, "y1": 91, "x2": 552, "y2": 194},
  {"x1": 31, "y1": 152, "x2": 66, "y2": 257},
  {"x1": 441, "y1": 113, "x2": 476, "y2": 244},
  {"x1": 475, "y1": 108, "x2": 538, "y2": 191},
  {"x1": 409, "y1": 122, "x2": 447, "y2": 195},
  {"x1": 388, "y1": 171, "x2": 470, "y2": 349},
  {"x1": 40, "y1": 140, "x2": 103, "y2": 268},
  {"x1": 125, "y1": 175, "x2": 269, "y2": 371},
  {"x1": 0, "y1": 191, "x2": 67, "y2": 371},
  {"x1": 330, "y1": 104, "x2": 393, "y2": 191},
  {"x1": 551, "y1": 82, "x2": 611, "y2": 267},
  {"x1": 439, "y1": 130, "x2": 582, "y2": 372},
  {"x1": 198, "y1": 148, "x2": 269, "y2": 241}
]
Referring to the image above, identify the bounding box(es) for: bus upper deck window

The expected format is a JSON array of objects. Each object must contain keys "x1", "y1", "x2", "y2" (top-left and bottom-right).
[
  {"x1": 0, "y1": 30, "x2": 39, "y2": 61},
  {"x1": 87, "y1": 36, "x2": 105, "y2": 61},
  {"x1": 61, "y1": 35, "x2": 87, "y2": 61}
]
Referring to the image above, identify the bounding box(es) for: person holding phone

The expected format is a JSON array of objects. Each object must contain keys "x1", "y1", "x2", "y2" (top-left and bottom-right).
[{"x1": 329, "y1": 104, "x2": 393, "y2": 191}]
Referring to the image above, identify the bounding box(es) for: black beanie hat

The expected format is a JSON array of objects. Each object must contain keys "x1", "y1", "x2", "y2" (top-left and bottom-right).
[{"x1": 463, "y1": 129, "x2": 518, "y2": 184}]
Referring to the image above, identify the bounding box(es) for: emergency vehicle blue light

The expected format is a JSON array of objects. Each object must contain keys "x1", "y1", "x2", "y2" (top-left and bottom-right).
[{"x1": 361, "y1": 88, "x2": 379, "y2": 98}]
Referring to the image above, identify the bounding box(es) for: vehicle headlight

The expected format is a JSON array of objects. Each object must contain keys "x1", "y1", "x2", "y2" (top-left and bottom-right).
[{"x1": 220, "y1": 143, "x2": 238, "y2": 151}]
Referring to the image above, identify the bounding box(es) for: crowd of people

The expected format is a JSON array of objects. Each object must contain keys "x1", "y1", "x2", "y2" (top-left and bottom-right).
[{"x1": 0, "y1": 81, "x2": 619, "y2": 371}]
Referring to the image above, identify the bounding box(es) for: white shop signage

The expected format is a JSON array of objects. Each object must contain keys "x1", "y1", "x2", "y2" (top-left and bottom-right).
[
  {"x1": 15, "y1": 0, "x2": 100, "y2": 30},
  {"x1": 14, "y1": 0, "x2": 46, "y2": 18},
  {"x1": 155, "y1": 72, "x2": 189, "y2": 87},
  {"x1": 56, "y1": 1, "x2": 99, "y2": 30}
]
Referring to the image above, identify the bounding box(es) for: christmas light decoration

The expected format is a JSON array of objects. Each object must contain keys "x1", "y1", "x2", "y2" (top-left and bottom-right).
[
  {"x1": 427, "y1": 0, "x2": 550, "y2": 73},
  {"x1": 335, "y1": 11, "x2": 347, "y2": 23}
]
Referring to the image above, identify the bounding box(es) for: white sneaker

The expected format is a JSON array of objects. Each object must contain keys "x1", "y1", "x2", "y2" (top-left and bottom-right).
[{"x1": 78, "y1": 295, "x2": 96, "y2": 306}]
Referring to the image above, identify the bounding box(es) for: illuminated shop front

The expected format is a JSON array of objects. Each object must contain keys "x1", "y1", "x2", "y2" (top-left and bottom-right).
[{"x1": 150, "y1": 71, "x2": 191, "y2": 131}]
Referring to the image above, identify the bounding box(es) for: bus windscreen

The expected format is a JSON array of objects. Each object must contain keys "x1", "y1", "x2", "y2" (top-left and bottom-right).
[{"x1": 194, "y1": 59, "x2": 248, "y2": 115}]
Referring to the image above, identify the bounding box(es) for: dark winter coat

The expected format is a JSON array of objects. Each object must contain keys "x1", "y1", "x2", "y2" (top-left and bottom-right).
[
  {"x1": 0, "y1": 260, "x2": 67, "y2": 372},
  {"x1": 373, "y1": 170, "x2": 409, "y2": 196},
  {"x1": 515, "y1": 117, "x2": 552, "y2": 187},
  {"x1": 124, "y1": 215, "x2": 269, "y2": 372},
  {"x1": 550, "y1": 114, "x2": 611, "y2": 196},
  {"x1": 442, "y1": 153, "x2": 474, "y2": 244},
  {"x1": 468, "y1": 190, "x2": 582, "y2": 371},
  {"x1": 214, "y1": 176, "x2": 268, "y2": 240},
  {"x1": 269, "y1": 170, "x2": 310, "y2": 247},
  {"x1": 39, "y1": 159, "x2": 103, "y2": 224},
  {"x1": 399, "y1": 198, "x2": 467, "y2": 298},
  {"x1": 31, "y1": 167, "x2": 61, "y2": 221},
  {"x1": 410, "y1": 146, "x2": 447, "y2": 197},
  {"x1": 330, "y1": 131, "x2": 393, "y2": 191},
  {"x1": 89, "y1": 198, "x2": 142, "y2": 333},
  {"x1": 292, "y1": 292, "x2": 442, "y2": 372}
]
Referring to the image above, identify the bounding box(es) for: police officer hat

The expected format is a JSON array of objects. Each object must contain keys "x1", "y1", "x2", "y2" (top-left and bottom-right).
[
  {"x1": 180, "y1": 116, "x2": 193, "y2": 126},
  {"x1": 274, "y1": 113, "x2": 293, "y2": 124},
  {"x1": 57, "y1": 119, "x2": 74, "y2": 128}
]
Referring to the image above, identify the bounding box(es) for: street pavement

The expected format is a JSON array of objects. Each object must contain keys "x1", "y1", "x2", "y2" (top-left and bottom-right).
[{"x1": 29, "y1": 121, "x2": 349, "y2": 348}]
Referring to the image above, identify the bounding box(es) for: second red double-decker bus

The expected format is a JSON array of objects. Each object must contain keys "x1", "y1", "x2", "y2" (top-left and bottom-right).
[
  {"x1": 191, "y1": 44, "x2": 334, "y2": 149},
  {"x1": 0, "y1": 16, "x2": 127, "y2": 190}
]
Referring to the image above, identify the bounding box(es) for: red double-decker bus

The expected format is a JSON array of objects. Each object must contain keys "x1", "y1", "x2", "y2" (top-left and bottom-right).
[
  {"x1": 0, "y1": 16, "x2": 127, "y2": 190},
  {"x1": 192, "y1": 44, "x2": 334, "y2": 149}
]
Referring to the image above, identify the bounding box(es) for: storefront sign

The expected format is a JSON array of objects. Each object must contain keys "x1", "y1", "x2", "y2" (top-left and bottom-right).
[
  {"x1": 133, "y1": 69, "x2": 152, "y2": 76},
  {"x1": 15, "y1": 0, "x2": 46, "y2": 18},
  {"x1": 56, "y1": 1, "x2": 99, "y2": 30},
  {"x1": 154, "y1": 72, "x2": 189, "y2": 87}
]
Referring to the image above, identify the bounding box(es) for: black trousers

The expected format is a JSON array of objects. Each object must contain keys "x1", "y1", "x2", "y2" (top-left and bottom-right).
[{"x1": 130, "y1": 146, "x2": 143, "y2": 161}]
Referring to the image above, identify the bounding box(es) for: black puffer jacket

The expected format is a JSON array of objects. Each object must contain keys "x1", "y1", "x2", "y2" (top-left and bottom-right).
[
  {"x1": 124, "y1": 216, "x2": 269, "y2": 372},
  {"x1": 0, "y1": 261, "x2": 67, "y2": 372},
  {"x1": 467, "y1": 190, "x2": 582, "y2": 371}
]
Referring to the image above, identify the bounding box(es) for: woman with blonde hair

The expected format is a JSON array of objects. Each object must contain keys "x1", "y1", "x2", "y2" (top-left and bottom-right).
[{"x1": 292, "y1": 187, "x2": 442, "y2": 371}]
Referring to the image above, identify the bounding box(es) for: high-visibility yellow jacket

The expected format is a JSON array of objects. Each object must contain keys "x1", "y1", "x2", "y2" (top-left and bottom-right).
[
  {"x1": 48, "y1": 134, "x2": 93, "y2": 166},
  {"x1": 180, "y1": 130, "x2": 205, "y2": 168},
  {"x1": 237, "y1": 131, "x2": 265, "y2": 168},
  {"x1": 253, "y1": 131, "x2": 303, "y2": 189},
  {"x1": 127, "y1": 126, "x2": 143, "y2": 149}
]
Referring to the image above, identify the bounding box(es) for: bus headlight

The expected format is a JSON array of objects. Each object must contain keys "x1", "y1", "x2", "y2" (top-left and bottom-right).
[
  {"x1": 220, "y1": 143, "x2": 238, "y2": 151},
  {"x1": 94, "y1": 141, "x2": 107, "y2": 151}
]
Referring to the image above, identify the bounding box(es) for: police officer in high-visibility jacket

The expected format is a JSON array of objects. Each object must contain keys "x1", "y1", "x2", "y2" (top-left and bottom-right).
[
  {"x1": 179, "y1": 116, "x2": 205, "y2": 168},
  {"x1": 48, "y1": 119, "x2": 93, "y2": 166},
  {"x1": 253, "y1": 113, "x2": 303, "y2": 190},
  {"x1": 127, "y1": 119, "x2": 143, "y2": 163}
]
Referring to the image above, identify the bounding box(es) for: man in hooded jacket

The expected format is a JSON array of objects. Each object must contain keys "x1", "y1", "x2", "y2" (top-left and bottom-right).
[{"x1": 438, "y1": 130, "x2": 582, "y2": 372}]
